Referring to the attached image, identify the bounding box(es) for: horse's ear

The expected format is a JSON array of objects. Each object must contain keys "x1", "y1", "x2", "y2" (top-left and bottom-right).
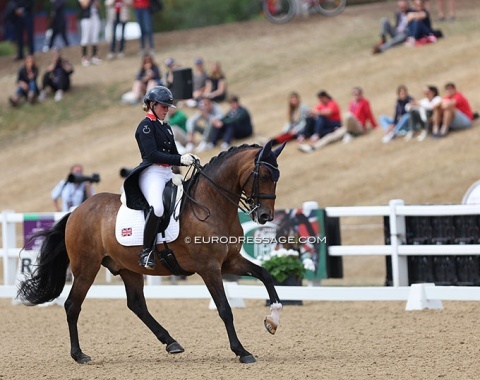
[
  {"x1": 273, "y1": 141, "x2": 286, "y2": 158},
  {"x1": 258, "y1": 140, "x2": 273, "y2": 161}
]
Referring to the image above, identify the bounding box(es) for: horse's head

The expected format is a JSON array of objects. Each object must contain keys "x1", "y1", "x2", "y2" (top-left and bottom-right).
[{"x1": 240, "y1": 140, "x2": 286, "y2": 224}]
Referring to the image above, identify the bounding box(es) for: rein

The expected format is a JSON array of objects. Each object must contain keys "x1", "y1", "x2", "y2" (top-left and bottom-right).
[{"x1": 182, "y1": 158, "x2": 276, "y2": 221}]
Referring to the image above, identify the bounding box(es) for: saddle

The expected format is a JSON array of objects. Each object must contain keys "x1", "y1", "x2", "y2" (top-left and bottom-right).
[{"x1": 116, "y1": 177, "x2": 193, "y2": 276}]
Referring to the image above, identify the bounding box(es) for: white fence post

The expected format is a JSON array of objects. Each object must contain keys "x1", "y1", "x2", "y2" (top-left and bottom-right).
[
  {"x1": 2, "y1": 211, "x2": 18, "y2": 286},
  {"x1": 389, "y1": 200, "x2": 409, "y2": 287}
]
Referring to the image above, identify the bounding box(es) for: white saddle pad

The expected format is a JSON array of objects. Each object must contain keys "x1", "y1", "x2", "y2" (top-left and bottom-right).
[{"x1": 115, "y1": 183, "x2": 183, "y2": 246}]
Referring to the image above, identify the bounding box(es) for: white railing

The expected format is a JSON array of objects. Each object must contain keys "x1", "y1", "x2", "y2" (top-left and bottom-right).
[
  {"x1": 326, "y1": 199, "x2": 480, "y2": 287},
  {"x1": 2, "y1": 200, "x2": 480, "y2": 307}
]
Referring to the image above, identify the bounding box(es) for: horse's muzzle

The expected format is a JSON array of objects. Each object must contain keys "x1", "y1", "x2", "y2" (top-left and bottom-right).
[{"x1": 258, "y1": 211, "x2": 273, "y2": 225}]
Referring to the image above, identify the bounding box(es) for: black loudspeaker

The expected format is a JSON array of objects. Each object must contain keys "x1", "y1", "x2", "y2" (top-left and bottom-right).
[{"x1": 171, "y1": 67, "x2": 193, "y2": 100}]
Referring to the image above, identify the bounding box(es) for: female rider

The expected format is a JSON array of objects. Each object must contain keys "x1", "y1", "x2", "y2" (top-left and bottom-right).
[{"x1": 124, "y1": 86, "x2": 198, "y2": 269}]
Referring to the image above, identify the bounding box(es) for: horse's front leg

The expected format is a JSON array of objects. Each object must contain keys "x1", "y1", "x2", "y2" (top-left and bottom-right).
[
  {"x1": 119, "y1": 270, "x2": 184, "y2": 355},
  {"x1": 223, "y1": 257, "x2": 283, "y2": 335},
  {"x1": 200, "y1": 270, "x2": 256, "y2": 363}
]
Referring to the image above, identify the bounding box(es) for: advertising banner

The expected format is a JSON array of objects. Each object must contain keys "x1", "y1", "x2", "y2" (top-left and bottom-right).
[{"x1": 239, "y1": 208, "x2": 327, "y2": 280}]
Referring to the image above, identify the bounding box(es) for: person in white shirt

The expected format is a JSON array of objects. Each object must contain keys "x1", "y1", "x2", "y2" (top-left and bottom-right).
[
  {"x1": 404, "y1": 85, "x2": 442, "y2": 141},
  {"x1": 51, "y1": 164, "x2": 96, "y2": 211}
]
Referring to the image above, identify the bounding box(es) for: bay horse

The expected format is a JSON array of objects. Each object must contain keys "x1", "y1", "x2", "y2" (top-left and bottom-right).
[{"x1": 17, "y1": 141, "x2": 286, "y2": 364}]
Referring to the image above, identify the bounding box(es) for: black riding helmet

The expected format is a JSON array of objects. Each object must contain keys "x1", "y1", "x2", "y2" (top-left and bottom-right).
[{"x1": 143, "y1": 86, "x2": 176, "y2": 109}]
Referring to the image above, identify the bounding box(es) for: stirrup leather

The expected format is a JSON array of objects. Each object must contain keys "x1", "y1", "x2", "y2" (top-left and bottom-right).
[{"x1": 139, "y1": 248, "x2": 156, "y2": 270}]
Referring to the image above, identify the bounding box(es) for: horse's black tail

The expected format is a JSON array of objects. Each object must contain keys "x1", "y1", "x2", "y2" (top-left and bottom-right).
[{"x1": 17, "y1": 213, "x2": 71, "y2": 305}]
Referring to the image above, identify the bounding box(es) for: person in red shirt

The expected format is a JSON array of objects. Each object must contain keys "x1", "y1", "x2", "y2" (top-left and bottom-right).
[
  {"x1": 298, "y1": 90, "x2": 346, "y2": 153},
  {"x1": 309, "y1": 90, "x2": 342, "y2": 141},
  {"x1": 432, "y1": 82, "x2": 473, "y2": 137},
  {"x1": 343, "y1": 86, "x2": 377, "y2": 142}
]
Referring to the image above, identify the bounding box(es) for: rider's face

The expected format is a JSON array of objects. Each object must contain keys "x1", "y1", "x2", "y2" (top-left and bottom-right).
[{"x1": 153, "y1": 103, "x2": 169, "y2": 120}]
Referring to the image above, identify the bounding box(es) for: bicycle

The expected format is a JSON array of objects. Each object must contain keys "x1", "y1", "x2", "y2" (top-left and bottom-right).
[{"x1": 263, "y1": 0, "x2": 346, "y2": 24}]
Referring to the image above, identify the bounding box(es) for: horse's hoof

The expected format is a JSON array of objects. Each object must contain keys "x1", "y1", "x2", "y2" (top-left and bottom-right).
[
  {"x1": 264, "y1": 316, "x2": 278, "y2": 335},
  {"x1": 166, "y1": 342, "x2": 185, "y2": 354},
  {"x1": 74, "y1": 353, "x2": 92, "y2": 364},
  {"x1": 239, "y1": 354, "x2": 256, "y2": 364}
]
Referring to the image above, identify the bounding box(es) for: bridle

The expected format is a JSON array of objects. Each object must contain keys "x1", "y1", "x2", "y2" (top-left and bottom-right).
[
  {"x1": 241, "y1": 157, "x2": 278, "y2": 215},
  {"x1": 182, "y1": 156, "x2": 277, "y2": 221}
]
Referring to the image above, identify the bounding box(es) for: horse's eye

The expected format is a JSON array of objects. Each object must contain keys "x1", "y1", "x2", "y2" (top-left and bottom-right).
[{"x1": 260, "y1": 173, "x2": 270, "y2": 181}]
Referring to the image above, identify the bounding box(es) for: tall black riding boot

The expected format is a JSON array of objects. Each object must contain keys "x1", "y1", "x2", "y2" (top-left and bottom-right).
[{"x1": 139, "y1": 206, "x2": 160, "y2": 270}]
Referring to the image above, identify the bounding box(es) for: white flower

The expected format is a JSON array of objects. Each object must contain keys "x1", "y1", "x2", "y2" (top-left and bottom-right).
[
  {"x1": 302, "y1": 258, "x2": 315, "y2": 271},
  {"x1": 266, "y1": 248, "x2": 300, "y2": 261},
  {"x1": 286, "y1": 249, "x2": 299, "y2": 257}
]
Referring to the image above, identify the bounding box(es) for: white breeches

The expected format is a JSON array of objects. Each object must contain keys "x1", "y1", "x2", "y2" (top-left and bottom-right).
[{"x1": 139, "y1": 165, "x2": 173, "y2": 217}]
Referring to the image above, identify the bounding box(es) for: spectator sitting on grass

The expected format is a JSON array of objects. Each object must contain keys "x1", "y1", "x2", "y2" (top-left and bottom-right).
[
  {"x1": 342, "y1": 86, "x2": 377, "y2": 143},
  {"x1": 372, "y1": 0, "x2": 411, "y2": 54},
  {"x1": 298, "y1": 90, "x2": 345, "y2": 153},
  {"x1": 8, "y1": 54, "x2": 40, "y2": 107},
  {"x1": 39, "y1": 48, "x2": 74, "y2": 102},
  {"x1": 431, "y1": 82, "x2": 474, "y2": 138}
]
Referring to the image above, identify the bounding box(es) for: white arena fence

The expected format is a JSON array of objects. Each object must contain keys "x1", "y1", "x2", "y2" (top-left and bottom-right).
[{"x1": 2, "y1": 199, "x2": 480, "y2": 309}]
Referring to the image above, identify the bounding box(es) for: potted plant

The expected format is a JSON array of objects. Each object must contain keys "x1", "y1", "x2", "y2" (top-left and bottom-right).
[{"x1": 261, "y1": 248, "x2": 315, "y2": 305}]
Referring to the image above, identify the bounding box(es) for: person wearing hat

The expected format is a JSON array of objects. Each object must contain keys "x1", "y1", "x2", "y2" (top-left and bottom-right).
[{"x1": 123, "y1": 86, "x2": 199, "y2": 269}]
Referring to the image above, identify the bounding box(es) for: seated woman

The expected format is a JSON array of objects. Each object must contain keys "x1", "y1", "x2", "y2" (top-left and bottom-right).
[
  {"x1": 38, "y1": 48, "x2": 74, "y2": 102},
  {"x1": 203, "y1": 60, "x2": 227, "y2": 103},
  {"x1": 405, "y1": 0, "x2": 437, "y2": 46},
  {"x1": 268, "y1": 91, "x2": 310, "y2": 147},
  {"x1": 9, "y1": 54, "x2": 40, "y2": 106},
  {"x1": 298, "y1": 90, "x2": 345, "y2": 153},
  {"x1": 343, "y1": 86, "x2": 377, "y2": 142},
  {"x1": 404, "y1": 85, "x2": 441, "y2": 141},
  {"x1": 122, "y1": 54, "x2": 162, "y2": 104},
  {"x1": 380, "y1": 84, "x2": 414, "y2": 143}
]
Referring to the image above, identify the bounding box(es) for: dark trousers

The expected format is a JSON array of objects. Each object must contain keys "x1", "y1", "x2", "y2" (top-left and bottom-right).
[
  {"x1": 110, "y1": 13, "x2": 126, "y2": 53},
  {"x1": 314, "y1": 116, "x2": 342, "y2": 137},
  {"x1": 42, "y1": 71, "x2": 71, "y2": 92},
  {"x1": 211, "y1": 121, "x2": 252, "y2": 145},
  {"x1": 14, "y1": 13, "x2": 35, "y2": 59},
  {"x1": 408, "y1": 21, "x2": 432, "y2": 39},
  {"x1": 299, "y1": 117, "x2": 316, "y2": 138},
  {"x1": 49, "y1": 19, "x2": 70, "y2": 49}
]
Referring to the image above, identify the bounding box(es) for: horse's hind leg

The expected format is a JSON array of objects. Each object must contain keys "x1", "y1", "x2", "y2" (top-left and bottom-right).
[
  {"x1": 65, "y1": 263, "x2": 101, "y2": 364},
  {"x1": 223, "y1": 256, "x2": 283, "y2": 335},
  {"x1": 200, "y1": 270, "x2": 256, "y2": 364},
  {"x1": 119, "y1": 270, "x2": 184, "y2": 355}
]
